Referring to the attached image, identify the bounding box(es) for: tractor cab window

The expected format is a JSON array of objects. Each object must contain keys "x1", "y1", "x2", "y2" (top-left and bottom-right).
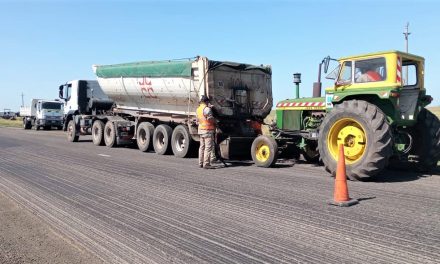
[
  {"x1": 355, "y1": 57, "x2": 386, "y2": 83},
  {"x1": 337, "y1": 61, "x2": 352, "y2": 84},
  {"x1": 402, "y1": 63, "x2": 417, "y2": 87},
  {"x1": 325, "y1": 64, "x2": 340, "y2": 80}
]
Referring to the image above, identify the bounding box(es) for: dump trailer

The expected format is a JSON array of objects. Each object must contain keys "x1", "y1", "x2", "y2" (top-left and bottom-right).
[
  {"x1": 253, "y1": 50, "x2": 440, "y2": 181},
  {"x1": 20, "y1": 99, "x2": 64, "y2": 130},
  {"x1": 59, "y1": 56, "x2": 272, "y2": 160}
]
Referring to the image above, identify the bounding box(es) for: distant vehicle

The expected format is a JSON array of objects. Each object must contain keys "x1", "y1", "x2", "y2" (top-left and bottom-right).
[
  {"x1": 0, "y1": 109, "x2": 16, "y2": 119},
  {"x1": 59, "y1": 56, "x2": 272, "y2": 160},
  {"x1": 20, "y1": 99, "x2": 64, "y2": 130}
]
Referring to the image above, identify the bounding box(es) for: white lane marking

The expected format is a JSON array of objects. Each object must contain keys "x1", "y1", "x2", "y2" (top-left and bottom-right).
[{"x1": 98, "y1": 154, "x2": 111, "y2": 157}]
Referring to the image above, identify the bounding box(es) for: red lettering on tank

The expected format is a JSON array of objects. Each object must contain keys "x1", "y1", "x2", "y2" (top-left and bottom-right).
[{"x1": 138, "y1": 77, "x2": 157, "y2": 99}]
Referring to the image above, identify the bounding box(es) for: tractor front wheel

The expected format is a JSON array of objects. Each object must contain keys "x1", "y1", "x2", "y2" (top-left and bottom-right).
[
  {"x1": 251, "y1": 136, "x2": 278, "y2": 167},
  {"x1": 318, "y1": 100, "x2": 393, "y2": 181}
]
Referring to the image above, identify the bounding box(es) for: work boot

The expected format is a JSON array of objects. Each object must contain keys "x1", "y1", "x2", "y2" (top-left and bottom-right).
[
  {"x1": 211, "y1": 159, "x2": 221, "y2": 164},
  {"x1": 203, "y1": 164, "x2": 214, "y2": 169},
  {"x1": 199, "y1": 164, "x2": 203, "y2": 168}
]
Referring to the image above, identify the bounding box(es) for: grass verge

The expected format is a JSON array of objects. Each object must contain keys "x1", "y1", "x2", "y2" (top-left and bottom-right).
[{"x1": 0, "y1": 118, "x2": 22, "y2": 128}]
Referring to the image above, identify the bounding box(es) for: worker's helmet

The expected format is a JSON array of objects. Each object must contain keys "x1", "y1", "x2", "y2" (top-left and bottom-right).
[{"x1": 200, "y1": 95, "x2": 209, "y2": 103}]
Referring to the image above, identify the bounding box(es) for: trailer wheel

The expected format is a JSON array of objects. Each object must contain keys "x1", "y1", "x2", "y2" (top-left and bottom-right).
[
  {"x1": 92, "y1": 120, "x2": 105, "y2": 146},
  {"x1": 413, "y1": 109, "x2": 440, "y2": 171},
  {"x1": 251, "y1": 135, "x2": 278, "y2": 167},
  {"x1": 67, "y1": 120, "x2": 79, "y2": 142},
  {"x1": 318, "y1": 100, "x2": 392, "y2": 181},
  {"x1": 153, "y1": 124, "x2": 172, "y2": 155},
  {"x1": 137, "y1": 122, "x2": 154, "y2": 152},
  {"x1": 104, "y1": 121, "x2": 117, "y2": 148},
  {"x1": 171, "y1": 125, "x2": 194, "y2": 158}
]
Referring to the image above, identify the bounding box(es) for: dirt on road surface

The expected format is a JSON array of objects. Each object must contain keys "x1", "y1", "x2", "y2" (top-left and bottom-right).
[{"x1": 0, "y1": 191, "x2": 102, "y2": 264}]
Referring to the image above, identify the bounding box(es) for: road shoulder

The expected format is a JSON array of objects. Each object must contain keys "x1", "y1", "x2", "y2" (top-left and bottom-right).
[{"x1": 0, "y1": 191, "x2": 102, "y2": 264}]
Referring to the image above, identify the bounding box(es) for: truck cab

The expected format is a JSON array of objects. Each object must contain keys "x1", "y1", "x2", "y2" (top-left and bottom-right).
[
  {"x1": 21, "y1": 99, "x2": 64, "y2": 130},
  {"x1": 59, "y1": 80, "x2": 110, "y2": 116}
]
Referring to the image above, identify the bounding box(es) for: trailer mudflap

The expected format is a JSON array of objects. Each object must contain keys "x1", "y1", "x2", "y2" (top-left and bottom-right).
[{"x1": 219, "y1": 137, "x2": 254, "y2": 160}]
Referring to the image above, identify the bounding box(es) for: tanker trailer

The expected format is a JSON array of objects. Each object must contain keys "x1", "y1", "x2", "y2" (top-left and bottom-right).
[{"x1": 61, "y1": 56, "x2": 273, "y2": 160}]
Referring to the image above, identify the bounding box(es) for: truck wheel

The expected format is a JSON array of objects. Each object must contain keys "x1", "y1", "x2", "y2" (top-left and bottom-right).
[
  {"x1": 67, "y1": 120, "x2": 79, "y2": 142},
  {"x1": 104, "y1": 121, "x2": 117, "y2": 148},
  {"x1": 92, "y1": 120, "x2": 105, "y2": 146},
  {"x1": 413, "y1": 109, "x2": 440, "y2": 171},
  {"x1": 153, "y1": 124, "x2": 172, "y2": 155},
  {"x1": 318, "y1": 100, "x2": 392, "y2": 181},
  {"x1": 251, "y1": 135, "x2": 278, "y2": 167},
  {"x1": 23, "y1": 119, "x2": 31, "y2": 130},
  {"x1": 171, "y1": 125, "x2": 194, "y2": 158},
  {"x1": 137, "y1": 122, "x2": 154, "y2": 152}
]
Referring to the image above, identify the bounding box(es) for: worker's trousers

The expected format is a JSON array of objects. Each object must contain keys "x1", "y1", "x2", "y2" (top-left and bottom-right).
[{"x1": 199, "y1": 133, "x2": 214, "y2": 167}]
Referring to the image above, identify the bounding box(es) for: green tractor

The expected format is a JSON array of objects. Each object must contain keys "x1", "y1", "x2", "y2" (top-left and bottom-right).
[{"x1": 251, "y1": 50, "x2": 440, "y2": 180}]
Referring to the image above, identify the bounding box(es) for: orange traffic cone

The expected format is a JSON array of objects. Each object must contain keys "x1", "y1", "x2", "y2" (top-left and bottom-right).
[{"x1": 329, "y1": 144, "x2": 358, "y2": 207}]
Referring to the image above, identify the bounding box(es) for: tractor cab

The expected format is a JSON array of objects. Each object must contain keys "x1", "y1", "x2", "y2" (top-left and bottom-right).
[{"x1": 325, "y1": 51, "x2": 431, "y2": 125}]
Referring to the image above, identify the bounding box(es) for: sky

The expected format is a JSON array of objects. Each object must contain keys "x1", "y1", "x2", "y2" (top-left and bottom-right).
[{"x1": 1, "y1": 0, "x2": 439, "y2": 112}]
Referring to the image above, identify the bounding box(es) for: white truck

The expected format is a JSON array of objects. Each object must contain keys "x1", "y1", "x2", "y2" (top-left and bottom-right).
[
  {"x1": 20, "y1": 99, "x2": 64, "y2": 130},
  {"x1": 59, "y1": 56, "x2": 272, "y2": 160}
]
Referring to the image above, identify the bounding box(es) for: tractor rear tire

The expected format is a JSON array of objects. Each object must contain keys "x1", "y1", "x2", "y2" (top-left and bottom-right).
[
  {"x1": 318, "y1": 100, "x2": 393, "y2": 181},
  {"x1": 251, "y1": 135, "x2": 278, "y2": 167},
  {"x1": 92, "y1": 120, "x2": 105, "y2": 146},
  {"x1": 413, "y1": 109, "x2": 440, "y2": 171}
]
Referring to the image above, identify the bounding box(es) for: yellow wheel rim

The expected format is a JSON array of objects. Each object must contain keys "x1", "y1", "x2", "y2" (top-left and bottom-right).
[
  {"x1": 327, "y1": 118, "x2": 367, "y2": 164},
  {"x1": 256, "y1": 143, "x2": 270, "y2": 162}
]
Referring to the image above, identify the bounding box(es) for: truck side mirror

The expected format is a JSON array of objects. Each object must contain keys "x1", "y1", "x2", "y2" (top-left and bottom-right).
[{"x1": 59, "y1": 85, "x2": 64, "y2": 99}]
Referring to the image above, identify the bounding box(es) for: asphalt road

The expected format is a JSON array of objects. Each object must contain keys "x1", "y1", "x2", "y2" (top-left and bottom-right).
[{"x1": 0, "y1": 127, "x2": 439, "y2": 264}]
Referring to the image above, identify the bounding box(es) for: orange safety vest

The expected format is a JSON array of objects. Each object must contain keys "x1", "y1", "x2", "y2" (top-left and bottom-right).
[{"x1": 197, "y1": 103, "x2": 215, "y2": 131}]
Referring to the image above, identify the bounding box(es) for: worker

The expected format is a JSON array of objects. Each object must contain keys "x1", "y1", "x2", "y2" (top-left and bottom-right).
[
  {"x1": 197, "y1": 95, "x2": 216, "y2": 169},
  {"x1": 356, "y1": 68, "x2": 382, "y2": 83}
]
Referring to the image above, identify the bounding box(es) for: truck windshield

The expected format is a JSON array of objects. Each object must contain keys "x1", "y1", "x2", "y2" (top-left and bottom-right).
[{"x1": 42, "y1": 102, "x2": 62, "y2": 110}]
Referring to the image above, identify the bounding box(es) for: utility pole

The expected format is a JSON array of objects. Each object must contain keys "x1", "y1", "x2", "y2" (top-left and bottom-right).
[
  {"x1": 403, "y1": 22, "x2": 411, "y2": 84},
  {"x1": 403, "y1": 22, "x2": 411, "y2": 53},
  {"x1": 21, "y1": 92, "x2": 24, "y2": 107}
]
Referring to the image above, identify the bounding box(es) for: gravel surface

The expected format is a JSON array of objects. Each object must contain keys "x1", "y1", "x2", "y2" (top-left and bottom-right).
[
  {"x1": 0, "y1": 127, "x2": 439, "y2": 264},
  {"x1": 0, "y1": 191, "x2": 102, "y2": 264}
]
